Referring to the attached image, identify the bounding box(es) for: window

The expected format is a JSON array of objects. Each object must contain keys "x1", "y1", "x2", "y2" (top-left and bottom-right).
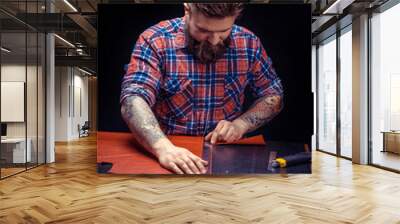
[
  {"x1": 339, "y1": 28, "x2": 352, "y2": 158},
  {"x1": 370, "y1": 2, "x2": 400, "y2": 171},
  {"x1": 317, "y1": 36, "x2": 337, "y2": 154}
]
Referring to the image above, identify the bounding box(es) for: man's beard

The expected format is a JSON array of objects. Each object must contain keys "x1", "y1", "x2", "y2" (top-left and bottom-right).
[{"x1": 187, "y1": 33, "x2": 230, "y2": 64}]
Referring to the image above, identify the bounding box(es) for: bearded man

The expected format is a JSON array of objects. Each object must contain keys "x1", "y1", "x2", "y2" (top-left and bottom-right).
[{"x1": 120, "y1": 3, "x2": 284, "y2": 174}]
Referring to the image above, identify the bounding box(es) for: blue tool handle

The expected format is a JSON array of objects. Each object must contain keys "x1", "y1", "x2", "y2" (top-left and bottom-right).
[{"x1": 284, "y1": 152, "x2": 311, "y2": 166}]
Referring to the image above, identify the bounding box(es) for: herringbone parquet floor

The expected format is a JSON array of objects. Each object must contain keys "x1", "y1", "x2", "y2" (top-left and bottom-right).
[{"x1": 1, "y1": 133, "x2": 400, "y2": 224}]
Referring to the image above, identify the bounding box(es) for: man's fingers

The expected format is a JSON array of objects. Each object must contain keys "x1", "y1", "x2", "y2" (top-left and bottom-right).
[
  {"x1": 196, "y1": 155, "x2": 208, "y2": 165},
  {"x1": 210, "y1": 131, "x2": 219, "y2": 144},
  {"x1": 206, "y1": 120, "x2": 227, "y2": 144},
  {"x1": 169, "y1": 162, "x2": 184, "y2": 174},
  {"x1": 189, "y1": 155, "x2": 207, "y2": 174},
  {"x1": 205, "y1": 131, "x2": 212, "y2": 141},
  {"x1": 218, "y1": 123, "x2": 230, "y2": 139},
  {"x1": 183, "y1": 156, "x2": 201, "y2": 174},
  {"x1": 177, "y1": 159, "x2": 193, "y2": 174},
  {"x1": 160, "y1": 146, "x2": 210, "y2": 174}
]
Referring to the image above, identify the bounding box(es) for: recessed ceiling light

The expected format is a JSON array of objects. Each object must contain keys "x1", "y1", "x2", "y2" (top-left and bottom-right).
[
  {"x1": 77, "y1": 67, "x2": 92, "y2": 76},
  {"x1": 54, "y1": 34, "x2": 75, "y2": 48},
  {"x1": 322, "y1": 0, "x2": 354, "y2": 15},
  {"x1": 1, "y1": 47, "x2": 11, "y2": 53},
  {"x1": 63, "y1": 0, "x2": 78, "y2": 12}
]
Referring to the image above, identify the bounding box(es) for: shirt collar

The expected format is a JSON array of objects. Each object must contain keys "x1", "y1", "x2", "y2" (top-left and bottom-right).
[{"x1": 173, "y1": 16, "x2": 235, "y2": 49}]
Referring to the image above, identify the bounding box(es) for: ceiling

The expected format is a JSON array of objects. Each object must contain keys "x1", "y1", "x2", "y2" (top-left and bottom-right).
[{"x1": 0, "y1": 0, "x2": 392, "y2": 74}]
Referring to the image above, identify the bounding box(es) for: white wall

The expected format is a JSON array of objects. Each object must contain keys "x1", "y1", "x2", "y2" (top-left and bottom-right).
[
  {"x1": 72, "y1": 73, "x2": 89, "y2": 138},
  {"x1": 1, "y1": 65, "x2": 25, "y2": 128},
  {"x1": 1, "y1": 65, "x2": 26, "y2": 139},
  {"x1": 55, "y1": 66, "x2": 89, "y2": 141},
  {"x1": 55, "y1": 66, "x2": 69, "y2": 141}
]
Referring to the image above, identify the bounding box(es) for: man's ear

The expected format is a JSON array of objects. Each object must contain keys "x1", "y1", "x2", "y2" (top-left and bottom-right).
[{"x1": 183, "y1": 3, "x2": 191, "y2": 17}]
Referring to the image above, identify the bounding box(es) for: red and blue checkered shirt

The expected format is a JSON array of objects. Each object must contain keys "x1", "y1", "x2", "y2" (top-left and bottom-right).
[{"x1": 121, "y1": 17, "x2": 283, "y2": 136}]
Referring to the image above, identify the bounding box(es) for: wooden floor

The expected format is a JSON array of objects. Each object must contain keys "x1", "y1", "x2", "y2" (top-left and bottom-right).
[
  {"x1": 1, "y1": 167, "x2": 26, "y2": 178},
  {"x1": 1, "y1": 134, "x2": 400, "y2": 224},
  {"x1": 372, "y1": 151, "x2": 400, "y2": 171},
  {"x1": 1, "y1": 163, "x2": 45, "y2": 178}
]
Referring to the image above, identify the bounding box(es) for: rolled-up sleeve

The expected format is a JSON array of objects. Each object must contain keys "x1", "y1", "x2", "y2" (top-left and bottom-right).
[
  {"x1": 120, "y1": 35, "x2": 162, "y2": 107},
  {"x1": 248, "y1": 39, "x2": 284, "y2": 99}
]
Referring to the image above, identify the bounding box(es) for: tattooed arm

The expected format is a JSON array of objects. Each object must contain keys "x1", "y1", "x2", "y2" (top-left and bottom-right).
[
  {"x1": 205, "y1": 37, "x2": 284, "y2": 144},
  {"x1": 235, "y1": 94, "x2": 283, "y2": 133},
  {"x1": 121, "y1": 96, "x2": 208, "y2": 174},
  {"x1": 121, "y1": 95, "x2": 167, "y2": 155},
  {"x1": 205, "y1": 94, "x2": 283, "y2": 144}
]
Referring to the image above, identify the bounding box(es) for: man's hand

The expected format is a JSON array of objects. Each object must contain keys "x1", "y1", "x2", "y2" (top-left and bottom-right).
[
  {"x1": 122, "y1": 96, "x2": 209, "y2": 175},
  {"x1": 156, "y1": 142, "x2": 208, "y2": 174},
  {"x1": 205, "y1": 120, "x2": 248, "y2": 144}
]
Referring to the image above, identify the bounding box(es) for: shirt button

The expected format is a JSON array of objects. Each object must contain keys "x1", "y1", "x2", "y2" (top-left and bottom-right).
[{"x1": 176, "y1": 36, "x2": 184, "y2": 45}]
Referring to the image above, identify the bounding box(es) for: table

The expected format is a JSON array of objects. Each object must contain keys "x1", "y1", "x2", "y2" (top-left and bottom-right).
[
  {"x1": 381, "y1": 131, "x2": 400, "y2": 154},
  {"x1": 97, "y1": 131, "x2": 311, "y2": 174},
  {"x1": 1, "y1": 138, "x2": 32, "y2": 164}
]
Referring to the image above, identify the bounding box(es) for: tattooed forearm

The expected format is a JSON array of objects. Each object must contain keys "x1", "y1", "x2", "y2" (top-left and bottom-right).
[
  {"x1": 235, "y1": 95, "x2": 283, "y2": 133},
  {"x1": 121, "y1": 96, "x2": 167, "y2": 155}
]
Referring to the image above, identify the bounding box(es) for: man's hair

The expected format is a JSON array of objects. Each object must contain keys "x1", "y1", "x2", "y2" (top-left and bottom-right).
[{"x1": 188, "y1": 3, "x2": 244, "y2": 18}]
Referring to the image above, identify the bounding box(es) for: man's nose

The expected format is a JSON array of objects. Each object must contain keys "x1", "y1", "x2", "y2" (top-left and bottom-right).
[{"x1": 207, "y1": 33, "x2": 221, "y2": 46}]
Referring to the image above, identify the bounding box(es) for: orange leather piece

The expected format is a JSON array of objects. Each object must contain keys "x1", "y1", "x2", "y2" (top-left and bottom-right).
[{"x1": 97, "y1": 131, "x2": 264, "y2": 174}]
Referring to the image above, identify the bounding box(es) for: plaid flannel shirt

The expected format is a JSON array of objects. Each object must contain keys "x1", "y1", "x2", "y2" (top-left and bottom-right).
[{"x1": 121, "y1": 17, "x2": 283, "y2": 136}]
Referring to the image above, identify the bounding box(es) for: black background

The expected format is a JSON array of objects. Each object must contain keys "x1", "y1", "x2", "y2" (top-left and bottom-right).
[{"x1": 98, "y1": 4, "x2": 313, "y2": 144}]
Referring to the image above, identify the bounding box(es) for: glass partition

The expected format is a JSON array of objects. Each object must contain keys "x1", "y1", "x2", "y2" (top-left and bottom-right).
[
  {"x1": 26, "y1": 0, "x2": 38, "y2": 169},
  {"x1": 27, "y1": 30, "x2": 38, "y2": 169},
  {"x1": 317, "y1": 35, "x2": 337, "y2": 154},
  {"x1": 339, "y1": 28, "x2": 352, "y2": 158},
  {"x1": 1, "y1": 30, "x2": 28, "y2": 177},
  {"x1": 38, "y1": 31, "x2": 45, "y2": 165},
  {"x1": 0, "y1": 1, "x2": 46, "y2": 179},
  {"x1": 370, "y1": 3, "x2": 400, "y2": 171}
]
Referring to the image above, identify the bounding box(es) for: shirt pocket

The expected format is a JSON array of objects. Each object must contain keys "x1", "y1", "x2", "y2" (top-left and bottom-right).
[
  {"x1": 223, "y1": 73, "x2": 247, "y2": 120},
  {"x1": 156, "y1": 77, "x2": 193, "y2": 122}
]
